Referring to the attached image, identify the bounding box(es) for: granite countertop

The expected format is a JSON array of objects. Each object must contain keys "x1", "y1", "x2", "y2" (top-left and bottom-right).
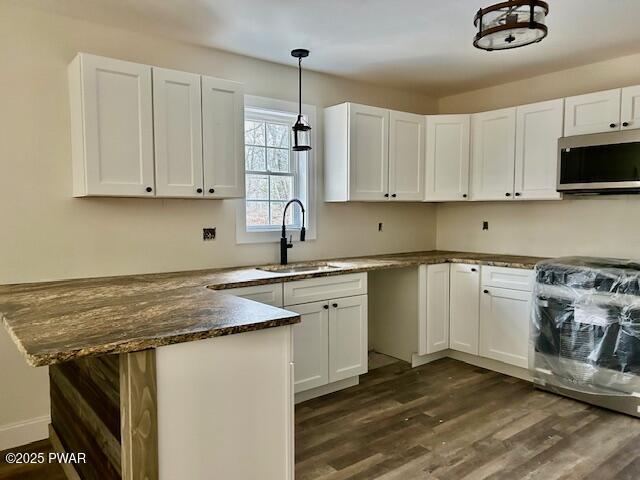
[{"x1": 0, "y1": 250, "x2": 545, "y2": 367}]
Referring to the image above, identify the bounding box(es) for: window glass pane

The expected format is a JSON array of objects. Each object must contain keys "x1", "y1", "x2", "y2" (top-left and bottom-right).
[
  {"x1": 270, "y1": 175, "x2": 293, "y2": 201},
  {"x1": 246, "y1": 201, "x2": 269, "y2": 226},
  {"x1": 270, "y1": 201, "x2": 294, "y2": 226},
  {"x1": 245, "y1": 120, "x2": 265, "y2": 146},
  {"x1": 246, "y1": 174, "x2": 269, "y2": 200},
  {"x1": 245, "y1": 146, "x2": 266, "y2": 171},
  {"x1": 266, "y1": 123, "x2": 290, "y2": 148},
  {"x1": 267, "y1": 148, "x2": 290, "y2": 173}
]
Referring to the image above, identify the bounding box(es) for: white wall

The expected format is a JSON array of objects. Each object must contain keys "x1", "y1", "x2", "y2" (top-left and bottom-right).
[
  {"x1": 436, "y1": 53, "x2": 640, "y2": 259},
  {"x1": 0, "y1": 2, "x2": 438, "y2": 447}
]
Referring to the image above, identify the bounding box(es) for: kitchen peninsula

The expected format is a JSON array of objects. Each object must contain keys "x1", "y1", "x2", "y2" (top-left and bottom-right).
[{"x1": 1, "y1": 250, "x2": 542, "y2": 480}]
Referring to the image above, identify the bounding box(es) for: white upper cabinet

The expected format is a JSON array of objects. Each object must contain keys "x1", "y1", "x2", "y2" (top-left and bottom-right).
[
  {"x1": 348, "y1": 104, "x2": 390, "y2": 201},
  {"x1": 69, "y1": 53, "x2": 155, "y2": 197},
  {"x1": 470, "y1": 107, "x2": 517, "y2": 201},
  {"x1": 514, "y1": 99, "x2": 564, "y2": 200},
  {"x1": 388, "y1": 110, "x2": 425, "y2": 201},
  {"x1": 425, "y1": 114, "x2": 470, "y2": 201},
  {"x1": 202, "y1": 76, "x2": 245, "y2": 198},
  {"x1": 621, "y1": 85, "x2": 640, "y2": 131},
  {"x1": 324, "y1": 103, "x2": 422, "y2": 202},
  {"x1": 449, "y1": 264, "x2": 480, "y2": 355},
  {"x1": 69, "y1": 53, "x2": 244, "y2": 199},
  {"x1": 564, "y1": 88, "x2": 621, "y2": 136},
  {"x1": 153, "y1": 68, "x2": 204, "y2": 198}
]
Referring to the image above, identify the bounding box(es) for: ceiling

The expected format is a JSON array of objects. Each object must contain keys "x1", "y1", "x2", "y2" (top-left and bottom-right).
[{"x1": 21, "y1": 0, "x2": 640, "y2": 96}]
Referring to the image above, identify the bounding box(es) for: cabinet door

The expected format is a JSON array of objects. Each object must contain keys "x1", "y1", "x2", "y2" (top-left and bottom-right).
[
  {"x1": 470, "y1": 107, "x2": 516, "y2": 201},
  {"x1": 449, "y1": 264, "x2": 480, "y2": 355},
  {"x1": 78, "y1": 54, "x2": 155, "y2": 196},
  {"x1": 288, "y1": 301, "x2": 329, "y2": 393},
  {"x1": 328, "y1": 295, "x2": 368, "y2": 382},
  {"x1": 564, "y1": 89, "x2": 621, "y2": 136},
  {"x1": 153, "y1": 68, "x2": 204, "y2": 198},
  {"x1": 479, "y1": 287, "x2": 530, "y2": 368},
  {"x1": 388, "y1": 110, "x2": 425, "y2": 201},
  {"x1": 425, "y1": 264, "x2": 450, "y2": 354},
  {"x1": 425, "y1": 114, "x2": 470, "y2": 201},
  {"x1": 514, "y1": 99, "x2": 563, "y2": 200},
  {"x1": 348, "y1": 104, "x2": 390, "y2": 201},
  {"x1": 202, "y1": 76, "x2": 245, "y2": 198},
  {"x1": 621, "y1": 85, "x2": 640, "y2": 131}
]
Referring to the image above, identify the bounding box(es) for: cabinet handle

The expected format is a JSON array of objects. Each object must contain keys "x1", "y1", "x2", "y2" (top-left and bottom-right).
[
  {"x1": 323, "y1": 304, "x2": 329, "y2": 310},
  {"x1": 209, "y1": 188, "x2": 215, "y2": 194},
  {"x1": 384, "y1": 193, "x2": 389, "y2": 198},
  {"x1": 332, "y1": 303, "x2": 338, "y2": 308},
  {"x1": 196, "y1": 188, "x2": 203, "y2": 193},
  {"x1": 610, "y1": 123, "x2": 617, "y2": 128},
  {"x1": 391, "y1": 194, "x2": 397, "y2": 198},
  {"x1": 623, "y1": 122, "x2": 630, "y2": 127},
  {"x1": 483, "y1": 289, "x2": 489, "y2": 294},
  {"x1": 462, "y1": 194, "x2": 468, "y2": 198},
  {"x1": 471, "y1": 268, "x2": 477, "y2": 272},
  {"x1": 515, "y1": 192, "x2": 521, "y2": 197},
  {"x1": 505, "y1": 192, "x2": 511, "y2": 197},
  {"x1": 145, "y1": 187, "x2": 153, "y2": 193}
]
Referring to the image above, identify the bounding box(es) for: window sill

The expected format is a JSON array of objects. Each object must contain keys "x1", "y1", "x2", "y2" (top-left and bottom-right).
[{"x1": 236, "y1": 227, "x2": 316, "y2": 245}]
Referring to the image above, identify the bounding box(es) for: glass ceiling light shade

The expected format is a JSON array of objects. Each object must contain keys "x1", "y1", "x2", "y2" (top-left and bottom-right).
[
  {"x1": 473, "y1": 0, "x2": 549, "y2": 51},
  {"x1": 291, "y1": 48, "x2": 311, "y2": 152}
]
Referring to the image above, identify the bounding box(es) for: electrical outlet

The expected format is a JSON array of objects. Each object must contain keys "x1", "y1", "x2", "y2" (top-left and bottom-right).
[
  {"x1": 378, "y1": 222, "x2": 383, "y2": 232},
  {"x1": 482, "y1": 221, "x2": 489, "y2": 231},
  {"x1": 203, "y1": 227, "x2": 216, "y2": 241}
]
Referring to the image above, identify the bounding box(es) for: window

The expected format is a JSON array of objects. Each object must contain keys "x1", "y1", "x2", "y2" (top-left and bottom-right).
[
  {"x1": 244, "y1": 113, "x2": 300, "y2": 230},
  {"x1": 236, "y1": 96, "x2": 316, "y2": 244}
]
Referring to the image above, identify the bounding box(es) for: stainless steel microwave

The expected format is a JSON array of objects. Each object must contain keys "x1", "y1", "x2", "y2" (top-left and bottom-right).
[{"x1": 557, "y1": 129, "x2": 640, "y2": 194}]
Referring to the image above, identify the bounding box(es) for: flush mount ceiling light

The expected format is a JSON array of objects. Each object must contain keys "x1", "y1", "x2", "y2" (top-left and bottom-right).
[
  {"x1": 291, "y1": 48, "x2": 311, "y2": 152},
  {"x1": 473, "y1": 0, "x2": 549, "y2": 51}
]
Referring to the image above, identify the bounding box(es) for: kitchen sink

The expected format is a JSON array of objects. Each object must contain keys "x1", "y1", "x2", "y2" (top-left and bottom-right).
[{"x1": 257, "y1": 262, "x2": 342, "y2": 274}]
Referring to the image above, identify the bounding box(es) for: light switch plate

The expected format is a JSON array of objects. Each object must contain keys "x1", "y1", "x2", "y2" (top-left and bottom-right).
[{"x1": 203, "y1": 228, "x2": 216, "y2": 241}]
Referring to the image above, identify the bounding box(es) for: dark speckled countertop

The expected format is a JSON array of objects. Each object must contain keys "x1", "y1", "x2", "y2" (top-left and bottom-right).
[{"x1": 0, "y1": 250, "x2": 545, "y2": 367}]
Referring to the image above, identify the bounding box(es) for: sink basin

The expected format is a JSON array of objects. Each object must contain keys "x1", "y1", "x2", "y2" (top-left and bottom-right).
[{"x1": 258, "y1": 262, "x2": 342, "y2": 274}]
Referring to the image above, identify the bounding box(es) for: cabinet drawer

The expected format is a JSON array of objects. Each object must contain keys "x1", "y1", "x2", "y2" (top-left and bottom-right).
[
  {"x1": 481, "y1": 266, "x2": 533, "y2": 292},
  {"x1": 224, "y1": 283, "x2": 283, "y2": 307},
  {"x1": 284, "y1": 273, "x2": 367, "y2": 306}
]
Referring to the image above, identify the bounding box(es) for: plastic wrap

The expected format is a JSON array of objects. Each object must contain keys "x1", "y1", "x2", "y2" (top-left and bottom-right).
[{"x1": 531, "y1": 257, "x2": 640, "y2": 405}]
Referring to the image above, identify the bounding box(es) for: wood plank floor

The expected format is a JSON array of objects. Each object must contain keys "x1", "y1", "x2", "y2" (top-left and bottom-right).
[
  {"x1": 3, "y1": 358, "x2": 639, "y2": 479},
  {"x1": 0, "y1": 439, "x2": 65, "y2": 480},
  {"x1": 295, "y1": 358, "x2": 640, "y2": 480}
]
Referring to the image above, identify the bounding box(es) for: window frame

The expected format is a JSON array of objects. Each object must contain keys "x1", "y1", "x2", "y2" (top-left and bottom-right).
[{"x1": 236, "y1": 95, "x2": 317, "y2": 244}]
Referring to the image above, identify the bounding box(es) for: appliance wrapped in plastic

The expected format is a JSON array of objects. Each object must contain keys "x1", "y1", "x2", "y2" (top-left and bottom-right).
[{"x1": 531, "y1": 257, "x2": 640, "y2": 416}]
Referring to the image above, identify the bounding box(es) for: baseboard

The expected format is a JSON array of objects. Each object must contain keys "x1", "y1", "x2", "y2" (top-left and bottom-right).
[
  {"x1": 295, "y1": 376, "x2": 359, "y2": 404},
  {"x1": 411, "y1": 350, "x2": 449, "y2": 368},
  {"x1": 0, "y1": 415, "x2": 50, "y2": 451},
  {"x1": 411, "y1": 350, "x2": 532, "y2": 382}
]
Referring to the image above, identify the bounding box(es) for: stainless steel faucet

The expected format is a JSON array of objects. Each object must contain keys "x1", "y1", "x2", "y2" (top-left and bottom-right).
[{"x1": 280, "y1": 199, "x2": 306, "y2": 265}]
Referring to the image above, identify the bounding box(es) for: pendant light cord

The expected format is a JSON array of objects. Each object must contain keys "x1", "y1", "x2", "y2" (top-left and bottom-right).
[{"x1": 298, "y1": 57, "x2": 302, "y2": 116}]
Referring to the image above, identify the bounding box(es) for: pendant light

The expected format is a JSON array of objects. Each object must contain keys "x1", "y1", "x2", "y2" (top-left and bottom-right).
[
  {"x1": 473, "y1": 0, "x2": 549, "y2": 51},
  {"x1": 291, "y1": 49, "x2": 311, "y2": 152}
]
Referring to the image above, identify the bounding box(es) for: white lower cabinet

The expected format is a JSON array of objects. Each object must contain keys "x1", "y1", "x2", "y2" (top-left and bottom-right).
[
  {"x1": 419, "y1": 264, "x2": 450, "y2": 356},
  {"x1": 223, "y1": 283, "x2": 284, "y2": 307},
  {"x1": 288, "y1": 301, "x2": 330, "y2": 393},
  {"x1": 449, "y1": 264, "x2": 480, "y2": 355},
  {"x1": 328, "y1": 295, "x2": 368, "y2": 382},
  {"x1": 285, "y1": 274, "x2": 368, "y2": 395},
  {"x1": 479, "y1": 286, "x2": 531, "y2": 368},
  {"x1": 289, "y1": 295, "x2": 367, "y2": 393}
]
